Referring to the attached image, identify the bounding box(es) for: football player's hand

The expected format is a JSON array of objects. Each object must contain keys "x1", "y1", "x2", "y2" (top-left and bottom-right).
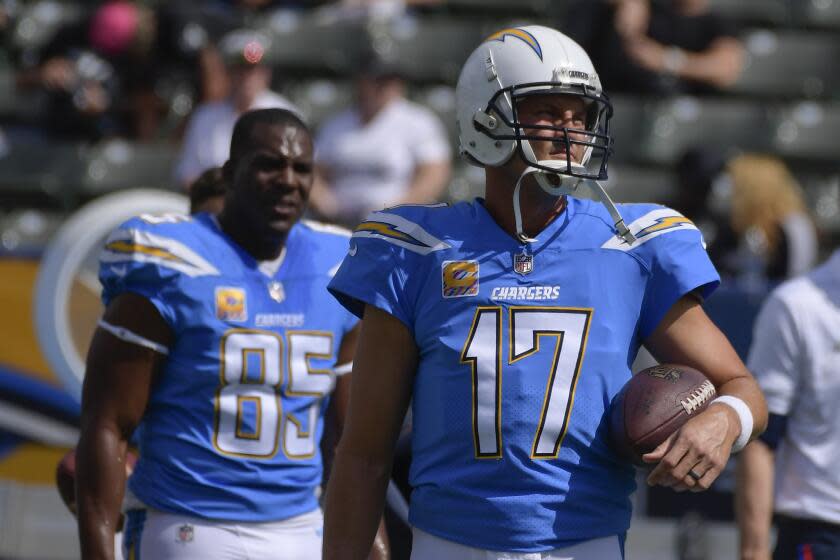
[{"x1": 642, "y1": 403, "x2": 740, "y2": 492}]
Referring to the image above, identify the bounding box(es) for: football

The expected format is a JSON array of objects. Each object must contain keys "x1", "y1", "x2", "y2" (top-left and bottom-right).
[{"x1": 609, "y1": 364, "x2": 716, "y2": 465}]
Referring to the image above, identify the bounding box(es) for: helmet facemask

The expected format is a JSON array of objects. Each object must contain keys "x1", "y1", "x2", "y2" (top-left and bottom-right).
[
  {"x1": 480, "y1": 82, "x2": 612, "y2": 182},
  {"x1": 474, "y1": 82, "x2": 634, "y2": 244}
]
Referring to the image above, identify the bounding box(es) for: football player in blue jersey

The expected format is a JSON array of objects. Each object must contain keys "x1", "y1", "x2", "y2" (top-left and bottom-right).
[
  {"x1": 75, "y1": 108, "x2": 388, "y2": 559},
  {"x1": 323, "y1": 26, "x2": 768, "y2": 559}
]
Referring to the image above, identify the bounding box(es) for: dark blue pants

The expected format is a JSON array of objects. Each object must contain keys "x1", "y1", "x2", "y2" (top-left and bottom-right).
[{"x1": 774, "y1": 515, "x2": 840, "y2": 560}]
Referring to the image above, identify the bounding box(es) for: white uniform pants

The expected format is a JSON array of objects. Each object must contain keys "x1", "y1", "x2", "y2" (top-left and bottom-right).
[
  {"x1": 122, "y1": 507, "x2": 323, "y2": 560},
  {"x1": 410, "y1": 528, "x2": 624, "y2": 560}
]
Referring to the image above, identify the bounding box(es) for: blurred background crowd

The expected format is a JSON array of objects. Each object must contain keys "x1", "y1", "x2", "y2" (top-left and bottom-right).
[
  {"x1": 0, "y1": 0, "x2": 837, "y2": 287},
  {"x1": 0, "y1": 0, "x2": 838, "y2": 558}
]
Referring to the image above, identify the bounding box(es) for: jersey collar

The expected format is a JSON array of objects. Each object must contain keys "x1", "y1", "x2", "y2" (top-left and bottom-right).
[
  {"x1": 474, "y1": 196, "x2": 578, "y2": 249},
  {"x1": 205, "y1": 212, "x2": 292, "y2": 278}
]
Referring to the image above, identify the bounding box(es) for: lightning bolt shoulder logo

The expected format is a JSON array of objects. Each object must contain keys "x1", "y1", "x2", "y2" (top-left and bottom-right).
[
  {"x1": 601, "y1": 208, "x2": 698, "y2": 251},
  {"x1": 353, "y1": 212, "x2": 450, "y2": 256},
  {"x1": 485, "y1": 28, "x2": 543, "y2": 61}
]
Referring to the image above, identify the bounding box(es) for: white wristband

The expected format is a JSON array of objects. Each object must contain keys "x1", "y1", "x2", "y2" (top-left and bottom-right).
[{"x1": 711, "y1": 395, "x2": 753, "y2": 453}]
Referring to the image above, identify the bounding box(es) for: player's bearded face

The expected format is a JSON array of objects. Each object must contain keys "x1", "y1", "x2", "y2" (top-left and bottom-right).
[
  {"x1": 516, "y1": 94, "x2": 590, "y2": 167},
  {"x1": 234, "y1": 124, "x2": 314, "y2": 235}
]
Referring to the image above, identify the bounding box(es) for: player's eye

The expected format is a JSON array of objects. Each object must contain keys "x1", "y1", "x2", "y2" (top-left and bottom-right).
[{"x1": 252, "y1": 156, "x2": 277, "y2": 171}]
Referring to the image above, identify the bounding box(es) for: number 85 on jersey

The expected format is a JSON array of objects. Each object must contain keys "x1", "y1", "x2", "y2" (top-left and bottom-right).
[{"x1": 213, "y1": 329, "x2": 334, "y2": 459}]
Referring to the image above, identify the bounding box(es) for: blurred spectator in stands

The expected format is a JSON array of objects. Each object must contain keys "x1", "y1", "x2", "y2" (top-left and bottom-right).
[
  {"x1": 569, "y1": 0, "x2": 744, "y2": 95},
  {"x1": 723, "y1": 154, "x2": 818, "y2": 284},
  {"x1": 15, "y1": 1, "x2": 203, "y2": 141},
  {"x1": 0, "y1": 1, "x2": 17, "y2": 37},
  {"x1": 310, "y1": 54, "x2": 451, "y2": 228},
  {"x1": 673, "y1": 146, "x2": 739, "y2": 269},
  {"x1": 173, "y1": 29, "x2": 301, "y2": 188},
  {"x1": 189, "y1": 166, "x2": 227, "y2": 214},
  {"x1": 677, "y1": 150, "x2": 818, "y2": 287}
]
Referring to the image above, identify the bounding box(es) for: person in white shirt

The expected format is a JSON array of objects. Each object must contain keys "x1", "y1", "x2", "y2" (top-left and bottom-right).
[
  {"x1": 173, "y1": 29, "x2": 301, "y2": 188},
  {"x1": 737, "y1": 249, "x2": 840, "y2": 560},
  {"x1": 311, "y1": 56, "x2": 451, "y2": 228}
]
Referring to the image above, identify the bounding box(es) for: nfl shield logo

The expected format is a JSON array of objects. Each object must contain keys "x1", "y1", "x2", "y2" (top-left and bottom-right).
[
  {"x1": 176, "y1": 524, "x2": 194, "y2": 544},
  {"x1": 514, "y1": 252, "x2": 533, "y2": 275},
  {"x1": 268, "y1": 281, "x2": 285, "y2": 303}
]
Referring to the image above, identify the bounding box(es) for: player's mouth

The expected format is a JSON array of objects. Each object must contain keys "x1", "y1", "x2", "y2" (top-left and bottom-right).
[
  {"x1": 549, "y1": 138, "x2": 570, "y2": 156},
  {"x1": 269, "y1": 200, "x2": 300, "y2": 217}
]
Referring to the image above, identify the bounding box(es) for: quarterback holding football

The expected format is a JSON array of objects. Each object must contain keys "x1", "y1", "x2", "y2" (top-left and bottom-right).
[{"x1": 323, "y1": 25, "x2": 767, "y2": 559}]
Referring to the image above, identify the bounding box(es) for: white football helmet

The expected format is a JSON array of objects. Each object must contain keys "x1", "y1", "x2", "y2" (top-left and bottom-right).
[{"x1": 456, "y1": 26, "x2": 634, "y2": 243}]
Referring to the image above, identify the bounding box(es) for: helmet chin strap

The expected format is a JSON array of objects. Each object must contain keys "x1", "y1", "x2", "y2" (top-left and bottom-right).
[{"x1": 512, "y1": 141, "x2": 637, "y2": 245}]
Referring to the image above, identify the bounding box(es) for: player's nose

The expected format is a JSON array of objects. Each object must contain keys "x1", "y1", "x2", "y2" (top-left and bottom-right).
[{"x1": 271, "y1": 165, "x2": 298, "y2": 190}]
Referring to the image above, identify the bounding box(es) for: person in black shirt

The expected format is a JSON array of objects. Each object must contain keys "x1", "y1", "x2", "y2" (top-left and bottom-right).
[{"x1": 569, "y1": 0, "x2": 744, "y2": 95}]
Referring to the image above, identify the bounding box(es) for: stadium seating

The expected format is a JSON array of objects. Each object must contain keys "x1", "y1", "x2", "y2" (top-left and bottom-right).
[
  {"x1": 603, "y1": 164, "x2": 677, "y2": 205},
  {"x1": 0, "y1": 209, "x2": 64, "y2": 254},
  {"x1": 77, "y1": 141, "x2": 176, "y2": 197},
  {"x1": 0, "y1": 142, "x2": 85, "y2": 208},
  {"x1": 606, "y1": 95, "x2": 650, "y2": 163},
  {"x1": 800, "y1": 172, "x2": 840, "y2": 233},
  {"x1": 800, "y1": 0, "x2": 840, "y2": 29},
  {"x1": 772, "y1": 101, "x2": 840, "y2": 164},
  {"x1": 11, "y1": 1, "x2": 87, "y2": 52},
  {"x1": 630, "y1": 97, "x2": 775, "y2": 165},
  {"x1": 365, "y1": 17, "x2": 486, "y2": 84},
  {"x1": 706, "y1": 0, "x2": 792, "y2": 27},
  {"x1": 260, "y1": 14, "x2": 370, "y2": 77},
  {"x1": 445, "y1": 0, "x2": 552, "y2": 17},
  {"x1": 731, "y1": 29, "x2": 840, "y2": 98}
]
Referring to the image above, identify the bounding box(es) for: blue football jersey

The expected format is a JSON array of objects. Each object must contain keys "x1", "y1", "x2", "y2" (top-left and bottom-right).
[
  {"x1": 328, "y1": 197, "x2": 719, "y2": 552},
  {"x1": 99, "y1": 212, "x2": 357, "y2": 521}
]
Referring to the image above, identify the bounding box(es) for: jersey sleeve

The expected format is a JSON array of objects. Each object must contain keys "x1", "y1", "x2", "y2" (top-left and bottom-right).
[
  {"x1": 746, "y1": 289, "x2": 801, "y2": 415},
  {"x1": 328, "y1": 238, "x2": 415, "y2": 329},
  {"x1": 328, "y1": 210, "x2": 442, "y2": 331},
  {"x1": 631, "y1": 208, "x2": 720, "y2": 339},
  {"x1": 99, "y1": 217, "x2": 218, "y2": 328}
]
